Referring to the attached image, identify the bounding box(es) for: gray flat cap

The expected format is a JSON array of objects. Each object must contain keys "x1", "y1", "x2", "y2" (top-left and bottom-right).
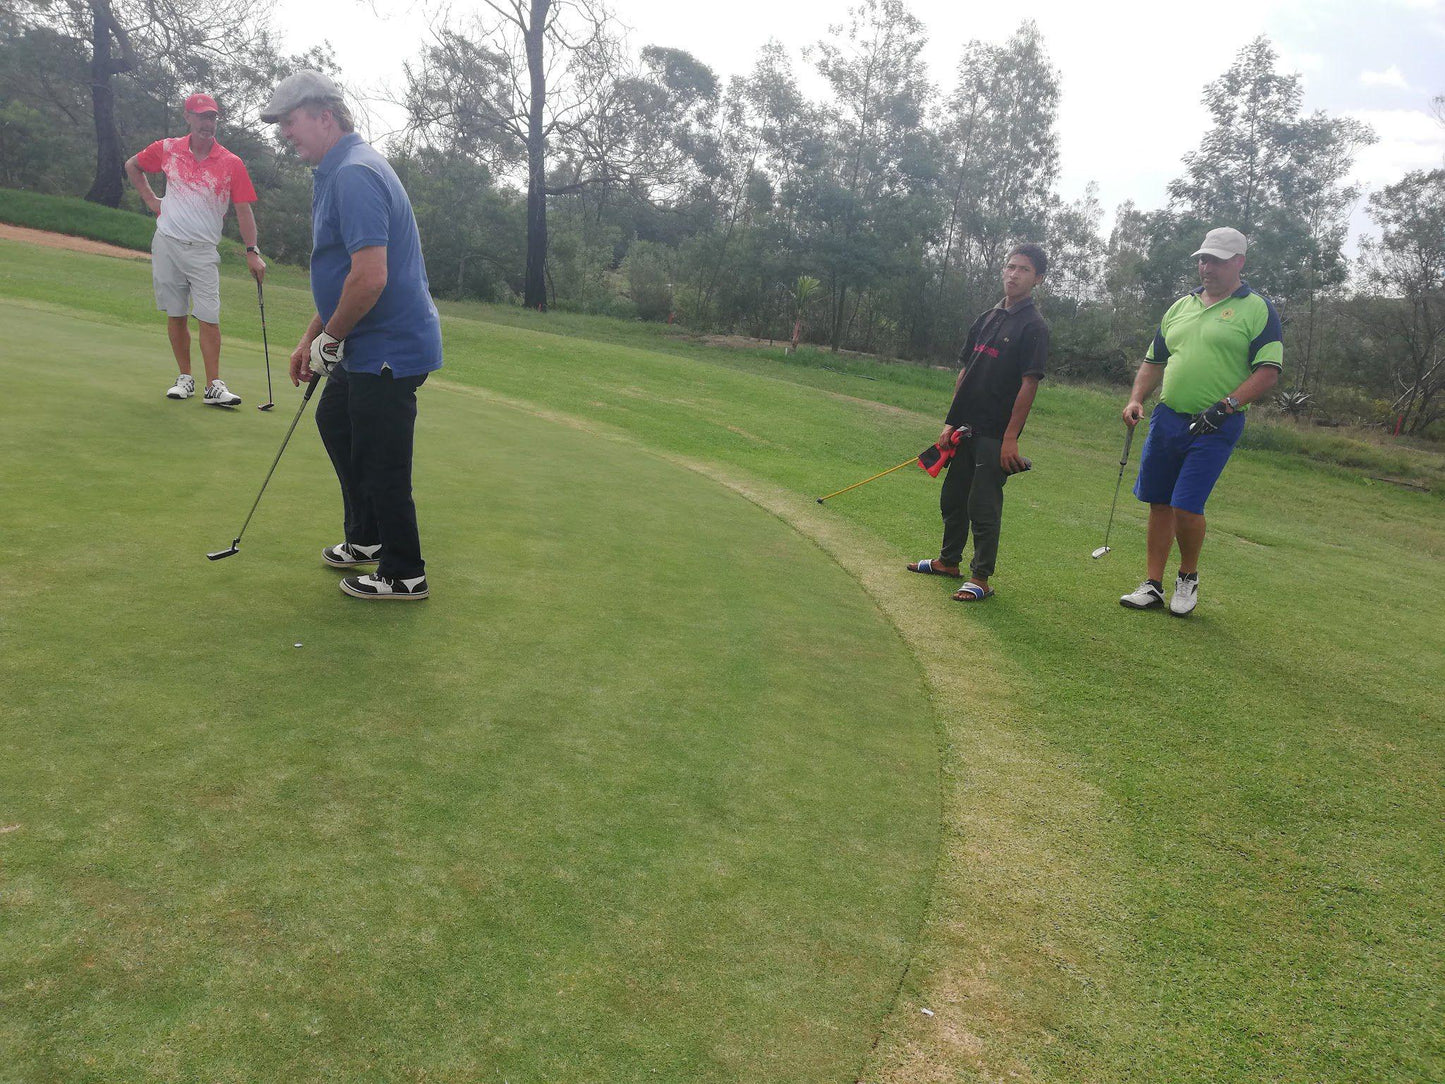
[{"x1": 259, "y1": 70, "x2": 345, "y2": 123}]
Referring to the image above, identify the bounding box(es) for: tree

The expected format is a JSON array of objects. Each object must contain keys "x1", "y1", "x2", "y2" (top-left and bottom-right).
[
  {"x1": 808, "y1": 0, "x2": 933, "y2": 351},
  {"x1": 1357, "y1": 169, "x2": 1445, "y2": 435},
  {"x1": 1160, "y1": 36, "x2": 1372, "y2": 312},
  {"x1": 930, "y1": 21, "x2": 1059, "y2": 354},
  {"x1": 402, "y1": 0, "x2": 616, "y2": 310}
]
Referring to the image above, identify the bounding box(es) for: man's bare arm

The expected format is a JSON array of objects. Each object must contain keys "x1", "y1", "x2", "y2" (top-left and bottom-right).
[
  {"x1": 1123, "y1": 361, "x2": 1165, "y2": 426},
  {"x1": 1000, "y1": 376, "x2": 1040, "y2": 472}
]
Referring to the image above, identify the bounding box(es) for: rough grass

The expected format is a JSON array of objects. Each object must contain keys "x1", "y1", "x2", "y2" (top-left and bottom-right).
[
  {"x1": 1, "y1": 233, "x2": 1442, "y2": 1083},
  {"x1": 0, "y1": 189, "x2": 157, "y2": 251}
]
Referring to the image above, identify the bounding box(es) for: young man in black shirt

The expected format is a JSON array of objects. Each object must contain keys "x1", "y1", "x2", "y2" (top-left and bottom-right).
[{"x1": 908, "y1": 243, "x2": 1049, "y2": 601}]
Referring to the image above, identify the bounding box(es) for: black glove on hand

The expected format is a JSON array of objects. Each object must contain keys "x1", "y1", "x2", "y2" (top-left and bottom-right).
[{"x1": 1189, "y1": 399, "x2": 1231, "y2": 435}]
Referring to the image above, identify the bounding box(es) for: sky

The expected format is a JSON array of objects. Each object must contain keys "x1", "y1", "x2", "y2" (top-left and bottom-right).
[{"x1": 272, "y1": 0, "x2": 1444, "y2": 248}]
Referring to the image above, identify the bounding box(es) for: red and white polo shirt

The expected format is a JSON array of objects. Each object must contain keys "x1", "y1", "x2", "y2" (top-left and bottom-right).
[{"x1": 135, "y1": 137, "x2": 258, "y2": 246}]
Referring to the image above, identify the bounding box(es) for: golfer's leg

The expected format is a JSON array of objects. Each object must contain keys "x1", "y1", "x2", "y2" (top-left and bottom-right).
[
  {"x1": 315, "y1": 367, "x2": 377, "y2": 547},
  {"x1": 351, "y1": 370, "x2": 426, "y2": 580},
  {"x1": 1147, "y1": 504, "x2": 1174, "y2": 582},
  {"x1": 967, "y1": 437, "x2": 1005, "y2": 581},
  {"x1": 1173, "y1": 510, "x2": 1206, "y2": 574},
  {"x1": 166, "y1": 317, "x2": 192, "y2": 373},
  {"x1": 198, "y1": 321, "x2": 221, "y2": 385},
  {"x1": 938, "y1": 453, "x2": 974, "y2": 566}
]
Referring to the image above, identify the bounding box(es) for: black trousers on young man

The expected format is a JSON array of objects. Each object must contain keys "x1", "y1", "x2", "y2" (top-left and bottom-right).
[
  {"x1": 938, "y1": 433, "x2": 1007, "y2": 579},
  {"x1": 315, "y1": 365, "x2": 429, "y2": 580}
]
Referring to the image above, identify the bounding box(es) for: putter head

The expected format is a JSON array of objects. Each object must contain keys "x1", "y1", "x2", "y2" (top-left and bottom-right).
[
  {"x1": 257, "y1": 403, "x2": 274, "y2": 411},
  {"x1": 815, "y1": 497, "x2": 825, "y2": 504},
  {"x1": 1091, "y1": 546, "x2": 1110, "y2": 559},
  {"x1": 207, "y1": 541, "x2": 240, "y2": 561}
]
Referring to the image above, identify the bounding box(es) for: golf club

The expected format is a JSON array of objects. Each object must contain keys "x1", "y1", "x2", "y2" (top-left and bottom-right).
[
  {"x1": 207, "y1": 373, "x2": 321, "y2": 560},
  {"x1": 816, "y1": 454, "x2": 921, "y2": 503},
  {"x1": 816, "y1": 426, "x2": 1031, "y2": 504},
  {"x1": 256, "y1": 279, "x2": 275, "y2": 411},
  {"x1": 1091, "y1": 423, "x2": 1135, "y2": 558}
]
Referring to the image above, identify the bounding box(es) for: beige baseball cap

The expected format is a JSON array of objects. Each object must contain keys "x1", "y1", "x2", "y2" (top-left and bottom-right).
[
  {"x1": 260, "y1": 70, "x2": 346, "y2": 123},
  {"x1": 1192, "y1": 227, "x2": 1248, "y2": 260}
]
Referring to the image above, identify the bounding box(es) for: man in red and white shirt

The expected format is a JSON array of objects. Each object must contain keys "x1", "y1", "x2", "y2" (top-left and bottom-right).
[{"x1": 125, "y1": 93, "x2": 266, "y2": 406}]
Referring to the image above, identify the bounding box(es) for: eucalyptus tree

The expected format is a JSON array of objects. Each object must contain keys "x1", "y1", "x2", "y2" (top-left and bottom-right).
[
  {"x1": 1357, "y1": 169, "x2": 1445, "y2": 434},
  {"x1": 1161, "y1": 35, "x2": 1371, "y2": 312},
  {"x1": 402, "y1": 0, "x2": 616, "y2": 309},
  {"x1": 931, "y1": 21, "x2": 1059, "y2": 352},
  {"x1": 808, "y1": 0, "x2": 933, "y2": 351}
]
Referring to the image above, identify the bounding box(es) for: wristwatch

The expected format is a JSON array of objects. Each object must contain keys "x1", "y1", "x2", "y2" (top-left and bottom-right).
[
  {"x1": 1224, "y1": 395, "x2": 1240, "y2": 412},
  {"x1": 245, "y1": 245, "x2": 261, "y2": 255}
]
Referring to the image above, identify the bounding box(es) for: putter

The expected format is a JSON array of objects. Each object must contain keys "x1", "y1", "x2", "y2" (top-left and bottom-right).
[
  {"x1": 207, "y1": 373, "x2": 322, "y2": 560},
  {"x1": 1092, "y1": 424, "x2": 1135, "y2": 559},
  {"x1": 256, "y1": 279, "x2": 275, "y2": 411}
]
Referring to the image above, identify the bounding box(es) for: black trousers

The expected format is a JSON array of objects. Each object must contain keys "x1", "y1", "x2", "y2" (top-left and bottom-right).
[
  {"x1": 938, "y1": 434, "x2": 1007, "y2": 579},
  {"x1": 315, "y1": 366, "x2": 429, "y2": 580}
]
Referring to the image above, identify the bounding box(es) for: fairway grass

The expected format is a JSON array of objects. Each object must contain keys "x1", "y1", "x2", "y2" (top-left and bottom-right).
[{"x1": 2, "y1": 238, "x2": 1442, "y2": 1083}]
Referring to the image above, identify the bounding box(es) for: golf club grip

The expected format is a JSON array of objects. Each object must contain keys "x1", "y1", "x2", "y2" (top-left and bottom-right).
[{"x1": 1121, "y1": 424, "x2": 1134, "y2": 465}]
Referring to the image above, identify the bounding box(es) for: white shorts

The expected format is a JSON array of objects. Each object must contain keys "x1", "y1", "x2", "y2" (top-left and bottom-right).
[{"x1": 151, "y1": 230, "x2": 222, "y2": 324}]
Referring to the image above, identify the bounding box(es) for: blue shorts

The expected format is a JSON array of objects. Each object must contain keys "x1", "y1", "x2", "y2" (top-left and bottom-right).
[{"x1": 1133, "y1": 403, "x2": 1245, "y2": 515}]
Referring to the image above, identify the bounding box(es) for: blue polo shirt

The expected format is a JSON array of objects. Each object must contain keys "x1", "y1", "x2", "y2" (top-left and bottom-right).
[{"x1": 310, "y1": 133, "x2": 443, "y2": 377}]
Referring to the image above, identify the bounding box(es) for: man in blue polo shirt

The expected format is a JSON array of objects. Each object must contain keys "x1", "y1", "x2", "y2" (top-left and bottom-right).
[
  {"x1": 1119, "y1": 227, "x2": 1281, "y2": 616},
  {"x1": 262, "y1": 71, "x2": 443, "y2": 600}
]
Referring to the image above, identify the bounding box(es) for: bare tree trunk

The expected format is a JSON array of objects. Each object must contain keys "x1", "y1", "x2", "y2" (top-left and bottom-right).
[
  {"x1": 522, "y1": 0, "x2": 550, "y2": 310},
  {"x1": 84, "y1": 0, "x2": 133, "y2": 207}
]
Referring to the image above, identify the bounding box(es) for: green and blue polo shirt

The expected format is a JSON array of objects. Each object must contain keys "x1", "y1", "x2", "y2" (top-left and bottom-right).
[{"x1": 1145, "y1": 282, "x2": 1283, "y2": 414}]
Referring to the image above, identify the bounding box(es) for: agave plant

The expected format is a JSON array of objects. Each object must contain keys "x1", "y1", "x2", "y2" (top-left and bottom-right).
[{"x1": 1275, "y1": 388, "x2": 1312, "y2": 416}]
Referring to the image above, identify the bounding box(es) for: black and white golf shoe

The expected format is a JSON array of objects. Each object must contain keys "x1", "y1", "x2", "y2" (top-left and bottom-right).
[
  {"x1": 322, "y1": 542, "x2": 381, "y2": 567},
  {"x1": 166, "y1": 373, "x2": 195, "y2": 399},
  {"x1": 339, "y1": 573, "x2": 429, "y2": 600},
  {"x1": 1119, "y1": 580, "x2": 1165, "y2": 610}
]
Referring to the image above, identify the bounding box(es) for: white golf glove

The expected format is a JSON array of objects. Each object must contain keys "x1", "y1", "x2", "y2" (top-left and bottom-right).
[{"x1": 310, "y1": 330, "x2": 345, "y2": 375}]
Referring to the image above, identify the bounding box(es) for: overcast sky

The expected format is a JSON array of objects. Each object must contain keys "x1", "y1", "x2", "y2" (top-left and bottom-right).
[{"x1": 273, "y1": 0, "x2": 1444, "y2": 247}]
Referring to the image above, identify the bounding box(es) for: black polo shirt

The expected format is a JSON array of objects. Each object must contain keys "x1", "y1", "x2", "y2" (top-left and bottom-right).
[{"x1": 944, "y1": 296, "x2": 1049, "y2": 439}]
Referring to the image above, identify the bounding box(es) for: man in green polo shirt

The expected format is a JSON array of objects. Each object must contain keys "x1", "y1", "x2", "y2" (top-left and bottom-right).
[{"x1": 1118, "y1": 227, "x2": 1282, "y2": 616}]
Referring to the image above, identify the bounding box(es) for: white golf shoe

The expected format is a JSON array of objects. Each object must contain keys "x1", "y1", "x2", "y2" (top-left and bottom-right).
[
  {"x1": 1120, "y1": 580, "x2": 1165, "y2": 610},
  {"x1": 166, "y1": 373, "x2": 195, "y2": 399},
  {"x1": 1170, "y1": 574, "x2": 1199, "y2": 617}
]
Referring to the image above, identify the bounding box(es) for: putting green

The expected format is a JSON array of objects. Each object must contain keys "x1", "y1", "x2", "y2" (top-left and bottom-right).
[{"x1": 0, "y1": 300, "x2": 938, "y2": 1081}]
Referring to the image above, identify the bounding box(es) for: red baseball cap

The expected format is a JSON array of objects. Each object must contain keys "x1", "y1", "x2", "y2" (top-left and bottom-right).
[{"x1": 184, "y1": 93, "x2": 219, "y2": 115}]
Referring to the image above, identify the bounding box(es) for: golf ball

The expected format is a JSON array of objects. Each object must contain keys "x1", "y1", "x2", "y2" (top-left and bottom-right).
[{"x1": 294, "y1": 642, "x2": 303, "y2": 648}]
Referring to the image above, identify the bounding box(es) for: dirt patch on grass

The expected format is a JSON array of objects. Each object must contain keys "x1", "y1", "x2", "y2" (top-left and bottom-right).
[{"x1": 0, "y1": 223, "x2": 149, "y2": 260}]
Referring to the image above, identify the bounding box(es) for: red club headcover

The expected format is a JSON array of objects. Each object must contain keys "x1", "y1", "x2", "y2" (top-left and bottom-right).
[{"x1": 917, "y1": 428, "x2": 966, "y2": 477}]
